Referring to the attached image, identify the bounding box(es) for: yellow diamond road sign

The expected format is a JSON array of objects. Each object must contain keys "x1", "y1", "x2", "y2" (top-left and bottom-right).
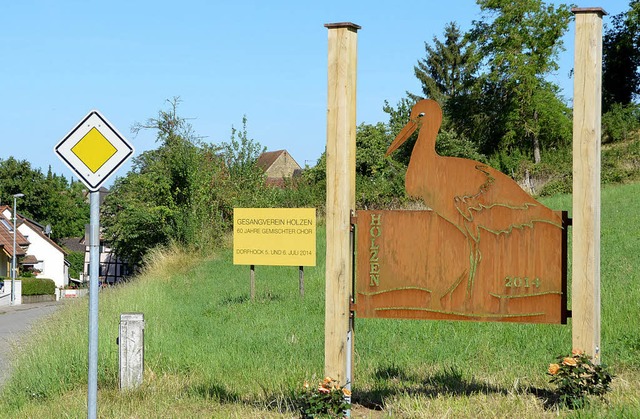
[{"x1": 55, "y1": 110, "x2": 134, "y2": 191}]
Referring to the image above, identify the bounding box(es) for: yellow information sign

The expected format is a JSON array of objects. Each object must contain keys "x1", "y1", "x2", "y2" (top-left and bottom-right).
[{"x1": 233, "y1": 208, "x2": 316, "y2": 266}]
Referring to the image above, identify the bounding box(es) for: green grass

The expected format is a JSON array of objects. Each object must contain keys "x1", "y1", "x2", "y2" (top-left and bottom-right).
[{"x1": 1, "y1": 183, "x2": 639, "y2": 417}]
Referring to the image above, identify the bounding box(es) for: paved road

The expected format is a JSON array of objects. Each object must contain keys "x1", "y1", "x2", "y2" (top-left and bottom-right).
[{"x1": 0, "y1": 301, "x2": 62, "y2": 387}]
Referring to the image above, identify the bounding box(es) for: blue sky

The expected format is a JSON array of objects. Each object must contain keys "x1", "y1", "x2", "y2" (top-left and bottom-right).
[{"x1": 0, "y1": 1, "x2": 629, "y2": 187}]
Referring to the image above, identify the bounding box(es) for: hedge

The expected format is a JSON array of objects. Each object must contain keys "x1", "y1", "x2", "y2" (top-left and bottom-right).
[{"x1": 20, "y1": 277, "x2": 56, "y2": 296}]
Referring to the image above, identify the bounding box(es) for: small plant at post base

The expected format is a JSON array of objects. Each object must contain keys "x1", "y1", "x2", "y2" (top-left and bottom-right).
[
  {"x1": 547, "y1": 349, "x2": 614, "y2": 409},
  {"x1": 297, "y1": 376, "x2": 351, "y2": 418}
]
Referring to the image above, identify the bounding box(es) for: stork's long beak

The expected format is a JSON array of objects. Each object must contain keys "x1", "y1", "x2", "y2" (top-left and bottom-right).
[{"x1": 385, "y1": 119, "x2": 418, "y2": 157}]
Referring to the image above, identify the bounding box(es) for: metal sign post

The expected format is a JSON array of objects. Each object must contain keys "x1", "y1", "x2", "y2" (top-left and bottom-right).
[
  {"x1": 55, "y1": 110, "x2": 133, "y2": 419},
  {"x1": 87, "y1": 191, "x2": 100, "y2": 417}
]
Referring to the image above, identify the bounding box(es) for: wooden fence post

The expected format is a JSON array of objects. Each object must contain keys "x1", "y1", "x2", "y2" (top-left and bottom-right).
[
  {"x1": 324, "y1": 22, "x2": 360, "y2": 384},
  {"x1": 571, "y1": 7, "x2": 607, "y2": 363}
]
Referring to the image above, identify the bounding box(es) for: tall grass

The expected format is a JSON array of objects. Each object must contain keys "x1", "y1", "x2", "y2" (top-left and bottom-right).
[{"x1": 1, "y1": 184, "x2": 639, "y2": 417}]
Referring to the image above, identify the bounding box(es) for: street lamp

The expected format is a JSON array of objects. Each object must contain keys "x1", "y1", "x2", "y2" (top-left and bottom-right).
[{"x1": 11, "y1": 193, "x2": 24, "y2": 305}]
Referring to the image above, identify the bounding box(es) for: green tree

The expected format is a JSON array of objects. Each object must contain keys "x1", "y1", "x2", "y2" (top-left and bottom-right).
[
  {"x1": 0, "y1": 158, "x2": 89, "y2": 239},
  {"x1": 411, "y1": 22, "x2": 480, "y2": 107},
  {"x1": 383, "y1": 98, "x2": 417, "y2": 166},
  {"x1": 469, "y1": 0, "x2": 572, "y2": 163},
  {"x1": 602, "y1": 102, "x2": 640, "y2": 143},
  {"x1": 101, "y1": 167, "x2": 178, "y2": 264},
  {"x1": 102, "y1": 100, "x2": 271, "y2": 266},
  {"x1": 219, "y1": 116, "x2": 267, "y2": 208},
  {"x1": 39, "y1": 170, "x2": 90, "y2": 239},
  {"x1": 603, "y1": 1, "x2": 640, "y2": 110},
  {"x1": 383, "y1": 97, "x2": 485, "y2": 163},
  {"x1": 131, "y1": 97, "x2": 203, "y2": 210},
  {"x1": 355, "y1": 122, "x2": 407, "y2": 209},
  {"x1": 297, "y1": 120, "x2": 409, "y2": 210},
  {"x1": 0, "y1": 157, "x2": 47, "y2": 219},
  {"x1": 103, "y1": 99, "x2": 228, "y2": 264},
  {"x1": 65, "y1": 251, "x2": 85, "y2": 280}
]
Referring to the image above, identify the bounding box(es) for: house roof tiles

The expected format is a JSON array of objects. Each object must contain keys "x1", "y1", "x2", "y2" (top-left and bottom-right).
[
  {"x1": 256, "y1": 150, "x2": 286, "y2": 171},
  {"x1": 21, "y1": 255, "x2": 39, "y2": 265},
  {"x1": 60, "y1": 237, "x2": 86, "y2": 253},
  {"x1": 0, "y1": 208, "x2": 29, "y2": 258}
]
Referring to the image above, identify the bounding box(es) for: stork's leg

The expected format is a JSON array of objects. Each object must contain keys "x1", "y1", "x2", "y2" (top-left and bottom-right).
[
  {"x1": 430, "y1": 291, "x2": 444, "y2": 311},
  {"x1": 465, "y1": 233, "x2": 481, "y2": 309},
  {"x1": 438, "y1": 270, "x2": 467, "y2": 310}
]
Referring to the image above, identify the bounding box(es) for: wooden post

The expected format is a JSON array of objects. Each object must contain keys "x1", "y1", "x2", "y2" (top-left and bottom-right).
[
  {"x1": 299, "y1": 266, "x2": 304, "y2": 297},
  {"x1": 250, "y1": 265, "x2": 255, "y2": 301},
  {"x1": 571, "y1": 7, "x2": 607, "y2": 363},
  {"x1": 324, "y1": 22, "x2": 360, "y2": 385}
]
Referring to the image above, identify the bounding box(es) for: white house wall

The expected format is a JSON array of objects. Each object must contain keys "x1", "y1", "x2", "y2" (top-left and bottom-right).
[
  {"x1": 1, "y1": 208, "x2": 68, "y2": 289},
  {"x1": 83, "y1": 244, "x2": 129, "y2": 285},
  {"x1": 17, "y1": 224, "x2": 67, "y2": 289}
]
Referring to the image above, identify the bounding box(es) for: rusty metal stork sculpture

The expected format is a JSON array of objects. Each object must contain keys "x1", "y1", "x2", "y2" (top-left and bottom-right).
[{"x1": 386, "y1": 99, "x2": 562, "y2": 309}]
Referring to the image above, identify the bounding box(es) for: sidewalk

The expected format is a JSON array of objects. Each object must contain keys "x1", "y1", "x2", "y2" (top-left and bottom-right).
[
  {"x1": 0, "y1": 300, "x2": 63, "y2": 387},
  {"x1": 0, "y1": 300, "x2": 60, "y2": 314}
]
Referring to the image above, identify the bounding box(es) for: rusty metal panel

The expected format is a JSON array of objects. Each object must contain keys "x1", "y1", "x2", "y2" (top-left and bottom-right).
[
  {"x1": 355, "y1": 209, "x2": 566, "y2": 324},
  {"x1": 357, "y1": 99, "x2": 568, "y2": 324}
]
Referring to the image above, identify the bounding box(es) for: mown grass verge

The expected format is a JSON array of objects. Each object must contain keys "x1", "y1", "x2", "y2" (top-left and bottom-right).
[{"x1": 1, "y1": 183, "x2": 639, "y2": 417}]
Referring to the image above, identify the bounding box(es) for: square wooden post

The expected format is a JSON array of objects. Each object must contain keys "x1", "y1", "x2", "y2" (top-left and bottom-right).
[
  {"x1": 571, "y1": 7, "x2": 607, "y2": 363},
  {"x1": 324, "y1": 22, "x2": 360, "y2": 385}
]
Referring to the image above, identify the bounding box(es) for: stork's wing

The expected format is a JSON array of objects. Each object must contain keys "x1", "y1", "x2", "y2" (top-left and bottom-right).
[{"x1": 465, "y1": 201, "x2": 563, "y2": 238}]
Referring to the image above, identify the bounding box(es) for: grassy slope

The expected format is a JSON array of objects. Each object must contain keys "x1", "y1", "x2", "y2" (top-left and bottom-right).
[{"x1": 1, "y1": 183, "x2": 639, "y2": 418}]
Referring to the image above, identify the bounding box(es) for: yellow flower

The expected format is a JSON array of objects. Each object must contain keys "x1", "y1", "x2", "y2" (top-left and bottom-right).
[
  {"x1": 572, "y1": 348, "x2": 584, "y2": 356},
  {"x1": 548, "y1": 363, "x2": 560, "y2": 375},
  {"x1": 562, "y1": 357, "x2": 578, "y2": 366},
  {"x1": 323, "y1": 376, "x2": 333, "y2": 385},
  {"x1": 342, "y1": 387, "x2": 352, "y2": 397},
  {"x1": 318, "y1": 386, "x2": 330, "y2": 394},
  {"x1": 303, "y1": 381, "x2": 310, "y2": 389}
]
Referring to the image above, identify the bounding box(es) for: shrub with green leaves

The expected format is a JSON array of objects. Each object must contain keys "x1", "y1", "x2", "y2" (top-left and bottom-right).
[
  {"x1": 65, "y1": 251, "x2": 85, "y2": 279},
  {"x1": 297, "y1": 377, "x2": 351, "y2": 418},
  {"x1": 21, "y1": 277, "x2": 56, "y2": 296},
  {"x1": 602, "y1": 103, "x2": 640, "y2": 143},
  {"x1": 547, "y1": 349, "x2": 614, "y2": 409}
]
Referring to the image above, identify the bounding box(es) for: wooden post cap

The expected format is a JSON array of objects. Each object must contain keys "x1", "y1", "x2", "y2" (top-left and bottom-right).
[
  {"x1": 324, "y1": 22, "x2": 361, "y2": 31},
  {"x1": 571, "y1": 7, "x2": 608, "y2": 16}
]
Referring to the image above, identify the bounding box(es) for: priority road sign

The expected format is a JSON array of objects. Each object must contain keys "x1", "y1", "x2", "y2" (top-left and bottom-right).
[{"x1": 55, "y1": 110, "x2": 134, "y2": 191}]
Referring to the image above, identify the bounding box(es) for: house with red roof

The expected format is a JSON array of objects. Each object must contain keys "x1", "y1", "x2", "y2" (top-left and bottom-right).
[
  {"x1": 1, "y1": 206, "x2": 69, "y2": 292},
  {"x1": 0, "y1": 211, "x2": 29, "y2": 278},
  {"x1": 256, "y1": 150, "x2": 302, "y2": 187}
]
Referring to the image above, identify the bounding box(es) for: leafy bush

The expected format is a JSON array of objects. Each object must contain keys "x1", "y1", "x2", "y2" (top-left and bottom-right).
[
  {"x1": 435, "y1": 128, "x2": 486, "y2": 162},
  {"x1": 602, "y1": 139, "x2": 640, "y2": 184},
  {"x1": 65, "y1": 251, "x2": 85, "y2": 279},
  {"x1": 547, "y1": 349, "x2": 613, "y2": 409},
  {"x1": 539, "y1": 178, "x2": 572, "y2": 197},
  {"x1": 487, "y1": 148, "x2": 530, "y2": 178},
  {"x1": 297, "y1": 377, "x2": 351, "y2": 418},
  {"x1": 21, "y1": 277, "x2": 56, "y2": 296},
  {"x1": 602, "y1": 103, "x2": 640, "y2": 143}
]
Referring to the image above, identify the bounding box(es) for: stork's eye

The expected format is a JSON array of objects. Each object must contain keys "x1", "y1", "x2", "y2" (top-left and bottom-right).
[{"x1": 418, "y1": 112, "x2": 425, "y2": 117}]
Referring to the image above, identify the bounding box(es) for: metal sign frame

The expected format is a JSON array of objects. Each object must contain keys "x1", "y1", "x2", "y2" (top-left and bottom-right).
[{"x1": 54, "y1": 110, "x2": 134, "y2": 191}]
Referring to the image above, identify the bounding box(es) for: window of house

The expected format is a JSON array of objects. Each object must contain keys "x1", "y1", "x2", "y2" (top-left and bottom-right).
[{"x1": 0, "y1": 219, "x2": 13, "y2": 231}]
